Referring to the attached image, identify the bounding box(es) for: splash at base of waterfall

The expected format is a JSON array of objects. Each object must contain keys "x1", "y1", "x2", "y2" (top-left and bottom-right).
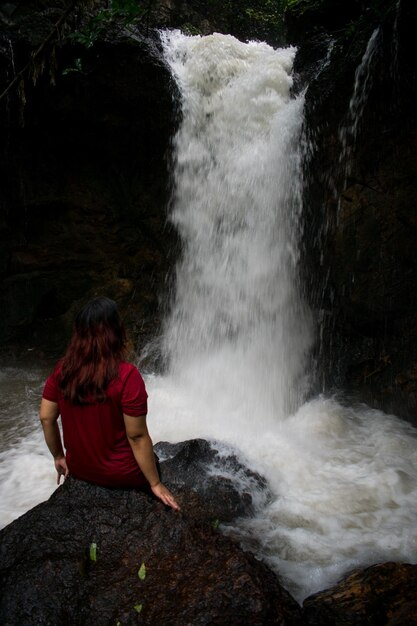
[{"x1": 147, "y1": 374, "x2": 417, "y2": 601}]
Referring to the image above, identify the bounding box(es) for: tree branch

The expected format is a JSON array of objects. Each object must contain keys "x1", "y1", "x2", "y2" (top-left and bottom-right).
[{"x1": 0, "y1": 0, "x2": 79, "y2": 103}]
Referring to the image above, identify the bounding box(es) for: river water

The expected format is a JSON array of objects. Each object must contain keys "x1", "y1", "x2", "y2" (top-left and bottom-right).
[
  {"x1": 1, "y1": 31, "x2": 417, "y2": 603},
  {"x1": 0, "y1": 363, "x2": 57, "y2": 526}
]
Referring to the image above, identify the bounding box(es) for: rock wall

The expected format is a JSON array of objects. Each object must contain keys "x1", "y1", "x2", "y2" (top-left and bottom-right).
[
  {"x1": 289, "y1": 0, "x2": 417, "y2": 422},
  {"x1": 0, "y1": 6, "x2": 182, "y2": 357}
]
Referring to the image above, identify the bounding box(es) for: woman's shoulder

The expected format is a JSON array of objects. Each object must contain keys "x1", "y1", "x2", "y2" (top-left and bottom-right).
[
  {"x1": 43, "y1": 361, "x2": 63, "y2": 400},
  {"x1": 119, "y1": 361, "x2": 143, "y2": 380},
  {"x1": 118, "y1": 362, "x2": 147, "y2": 395}
]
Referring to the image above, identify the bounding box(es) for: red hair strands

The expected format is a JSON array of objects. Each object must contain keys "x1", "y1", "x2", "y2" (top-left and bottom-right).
[{"x1": 59, "y1": 298, "x2": 127, "y2": 405}]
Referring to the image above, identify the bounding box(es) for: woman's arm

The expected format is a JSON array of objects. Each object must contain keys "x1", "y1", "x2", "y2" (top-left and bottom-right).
[
  {"x1": 123, "y1": 413, "x2": 180, "y2": 511},
  {"x1": 39, "y1": 398, "x2": 68, "y2": 484}
]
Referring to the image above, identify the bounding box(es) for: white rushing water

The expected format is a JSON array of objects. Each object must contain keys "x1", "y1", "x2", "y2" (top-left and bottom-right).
[
  {"x1": 160, "y1": 31, "x2": 312, "y2": 420},
  {"x1": 0, "y1": 366, "x2": 57, "y2": 528},
  {"x1": 1, "y1": 30, "x2": 417, "y2": 604},
  {"x1": 338, "y1": 27, "x2": 381, "y2": 183}
]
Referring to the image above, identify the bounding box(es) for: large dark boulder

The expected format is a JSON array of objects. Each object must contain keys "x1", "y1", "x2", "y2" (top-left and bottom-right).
[
  {"x1": 303, "y1": 562, "x2": 417, "y2": 625},
  {"x1": 0, "y1": 442, "x2": 301, "y2": 626},
  {"x1": 2, "y1": 438, "x2": 416, "y2": 625}
]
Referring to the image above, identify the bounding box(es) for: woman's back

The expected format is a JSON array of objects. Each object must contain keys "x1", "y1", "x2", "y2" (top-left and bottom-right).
[{"x1": 43, "y1": 361, "x2": 148, "y2": 487}]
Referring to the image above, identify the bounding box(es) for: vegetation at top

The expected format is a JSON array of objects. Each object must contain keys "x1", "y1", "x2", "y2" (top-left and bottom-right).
[
  {"x1": 69, "y1": 0, "x2": 145, "y2": 49},
  {"x1": 1, "y1": 0, "x2": 396, "y2": 106}
]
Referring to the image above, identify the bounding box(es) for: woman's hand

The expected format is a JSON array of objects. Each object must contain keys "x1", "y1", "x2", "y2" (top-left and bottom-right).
[
  {"x1": 151, "y1": 482, "x2": 180, "y2": 511},
  {"x1": 54, "y1": 455, "x2": 69, "y2": 484}
]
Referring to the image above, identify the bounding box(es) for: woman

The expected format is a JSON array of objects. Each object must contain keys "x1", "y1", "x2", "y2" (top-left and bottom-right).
[{"x1": 39, "y1": 296, "x2": 179, "y2": 511}]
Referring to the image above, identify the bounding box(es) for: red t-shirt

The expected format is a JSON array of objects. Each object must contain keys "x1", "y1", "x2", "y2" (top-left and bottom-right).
[{"x1": 42, "y1": 361, "x2": 149, "y2": 488}]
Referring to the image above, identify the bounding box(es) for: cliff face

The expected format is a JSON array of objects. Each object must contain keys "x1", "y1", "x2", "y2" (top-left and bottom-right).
[
  {"x1": 289, "y1": 0, "x2": 417, "y2": 421},
  {"x1": 0, "y1": 7, "x2": 178, "y2": 356}
]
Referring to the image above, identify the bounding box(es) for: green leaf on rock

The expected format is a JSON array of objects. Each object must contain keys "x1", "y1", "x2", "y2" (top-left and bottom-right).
[
  {"x1": 212, "y1": 519, "x2": 220, "y2": 530},
  {"x1": 134, "y1": 604, "x2": 143, "y2": 614},
  {"x1": 138, "y1": 562, "x2": 146, "y2": 580},
  {"x1": 89, "y1": 542, "x2": 97, "y2": 562}
]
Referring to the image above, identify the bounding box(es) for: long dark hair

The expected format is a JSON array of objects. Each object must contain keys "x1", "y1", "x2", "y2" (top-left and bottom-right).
[{"x1": 59, "y1": 297, "x2": 127, "y2": 404}]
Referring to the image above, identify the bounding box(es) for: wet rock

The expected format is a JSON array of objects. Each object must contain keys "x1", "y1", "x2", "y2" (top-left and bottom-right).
[
  {"x1": 0, "y1": 473, "x2": 301, "y2": 626},
  {"x1": 302, "y1": 562, "x2": 417, "y2": 626},
  {"x1": 291, "y1": 0, "x2": 417, "y2": 421},
  {"x1": 156, "y1": 438, "x2": 270, "y2": 522}
]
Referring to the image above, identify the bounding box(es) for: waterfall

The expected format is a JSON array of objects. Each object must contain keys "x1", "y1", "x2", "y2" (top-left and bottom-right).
[
  {"x1": 338, "y1": 28, "x2": 381, "y2": 183},
  {"x1": 160, "y1": 31, "x2": 312, "y2": 422}
]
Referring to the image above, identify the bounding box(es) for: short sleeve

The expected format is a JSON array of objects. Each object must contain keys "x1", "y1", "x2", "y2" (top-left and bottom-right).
[
  {"x1": 42, "y1": 370, "x2": 60, "y2": 403},
  {"x1": 121, "y1": 366, "x2": 148, "y2": 416}
]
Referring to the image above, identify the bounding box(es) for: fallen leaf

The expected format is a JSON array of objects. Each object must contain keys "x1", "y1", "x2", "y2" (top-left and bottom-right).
[{"x1": 138, "y1": 562, "x2": 146, "y2": 580}]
